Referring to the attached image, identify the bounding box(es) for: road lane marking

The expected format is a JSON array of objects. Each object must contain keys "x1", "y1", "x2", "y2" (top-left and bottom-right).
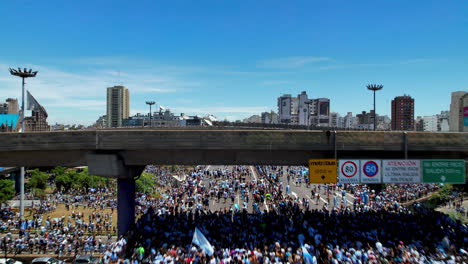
[
  {"x1": 249, "y1": 166, "x2": 257, "y2": 181},
  {"x1": 335, "y1": 192, "x2": 353, "y2": 205}
]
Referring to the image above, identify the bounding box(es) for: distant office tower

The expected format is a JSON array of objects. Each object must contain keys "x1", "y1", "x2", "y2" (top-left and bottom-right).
[
  {"x1": 449, "y1": 91, "x2": 467, "y2": 132},
  {"x1": 107, "y1": 86, "x2": 130, "y2": 128},
  {"x1": 0, "y1": 98, "x2": 19, "y2": 115},
  {"x1": 391, "y1": 95, "x2": 414, "y2": 131},
  {"x1": 25, "y1": 91, "x2": 50, "y2": 132},
  {"x1": 309, "y1": 98, "x2": 330, "y2": 127},
  {"x1": 278, "y1": 94, "x2": 292, "y2": 124}
]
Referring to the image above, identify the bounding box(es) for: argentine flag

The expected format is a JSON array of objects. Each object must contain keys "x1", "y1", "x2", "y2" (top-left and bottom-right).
[
  {"x1": 192, "y1": 227, "x2": 214, "y2": 256},
  {"x1": 302, "y1": 245, "x2": 316, "y2": 264}
]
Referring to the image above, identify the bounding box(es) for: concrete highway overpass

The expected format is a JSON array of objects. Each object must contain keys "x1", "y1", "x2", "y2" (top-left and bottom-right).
[
  {"x1": 0, "y1": 129, "x2": 467, "y2": 235},
  {"x1": 0, "y1": 129, "x2": 467, "y2": 169}
]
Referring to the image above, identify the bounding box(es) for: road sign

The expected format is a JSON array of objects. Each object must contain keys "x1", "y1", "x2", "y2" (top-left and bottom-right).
[
  {"x1": 382, "y1": 160, "x2": 421, "y2": 183},
  {"x1": 309, "y1": 159, "x2": 337, "y2": 184},
  {"x1": 360, "y1": 160, "x2": 382, "y2": 184},
  {"x1": 422, "y1": 160, "x2": 466, "y2": 184},
  {"x1": 338, "y1": 160, "x2": 359, "y2": 183}
]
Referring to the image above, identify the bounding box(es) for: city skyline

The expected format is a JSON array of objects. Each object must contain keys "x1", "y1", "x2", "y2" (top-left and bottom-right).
[{"x1": 1, "y1": 1, "x2": 467, "y2": 125}]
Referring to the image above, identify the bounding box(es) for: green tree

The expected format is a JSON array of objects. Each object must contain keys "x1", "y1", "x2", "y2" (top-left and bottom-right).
[
  {"x1": 136, "y1": 173, "x2": 156, "y2": 194},
  {"x1": 51, "y1": 166, "x2": 66, "y2": 177},
  {"x1": 55, "y1": 172, "x2": 73, "y2": 192},
  {"x1": 28, "y1": 169, "x2": 49, "y2": 190},
  {"x1": 0, "y1": 180, "x2": 15, "y2": 207}
]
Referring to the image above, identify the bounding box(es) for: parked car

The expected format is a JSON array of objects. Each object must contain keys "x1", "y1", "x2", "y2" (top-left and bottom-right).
[
  {"x1": 31, "y1": 257, "x2": 65, "y2": 264},
  {"x1": 73, "y1": 255, "x2": 100, "y2": 264},
  {"x1": 0, "y1": 258, "x2": 23, "y2": 264}
]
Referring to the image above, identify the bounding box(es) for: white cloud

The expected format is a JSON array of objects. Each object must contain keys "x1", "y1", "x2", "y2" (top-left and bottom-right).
[
  {"x1": 0, "y1": 60, "x2": 202, "y2": 125},
  {"x1": 257, "y1": 56, "x2": 330, "y2": 68}
]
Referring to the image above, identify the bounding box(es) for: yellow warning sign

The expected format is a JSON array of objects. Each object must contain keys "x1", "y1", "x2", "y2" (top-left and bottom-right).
[{"x1": 309, "y1": 159, "x2": 338, "y2": 184}]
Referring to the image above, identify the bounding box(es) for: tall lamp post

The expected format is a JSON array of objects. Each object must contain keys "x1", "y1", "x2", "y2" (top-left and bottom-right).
[
  {"x1": 366, "y1": 84, "x2": 383, "y2": 131},
  {"x1": 9, "y1": 67, "x2": 38, "y2": 219},
  {"x1": 146, "y1": 101, "x2": 155, "y2": 127}
]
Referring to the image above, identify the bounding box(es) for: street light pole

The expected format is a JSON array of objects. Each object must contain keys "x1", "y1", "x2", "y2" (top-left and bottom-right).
[
  {"x1": 366, "y1": 84, "x2": 383, "y2": 131},
  {"x1": 145, "y1": 101, "x2": 155, "y2": 127},
  {"x1": 9, "y1": 68, "x2": 38, "y2": 219}
]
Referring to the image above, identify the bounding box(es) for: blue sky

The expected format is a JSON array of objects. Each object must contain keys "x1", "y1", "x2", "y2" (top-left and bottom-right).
[{"x1": 0, "y1": 0, "x2": 467, "y2": 125}]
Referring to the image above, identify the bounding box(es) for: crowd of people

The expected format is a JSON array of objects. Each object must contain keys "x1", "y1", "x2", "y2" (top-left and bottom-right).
[
  {"x1": 0, "y1": 188, "x2": 117, "y2": 256},
  {"x1": 0, "y1": 164, "x2": 465, "y2": 263},
  {"x1": 109, "y1": 203, "x2": 467, "y2": 263},
  {"x1": 104, "y1": 165, "x2": 466, "y2": 263}
]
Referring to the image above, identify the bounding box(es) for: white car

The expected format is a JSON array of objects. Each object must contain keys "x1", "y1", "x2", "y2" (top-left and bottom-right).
[
  {"x1": 0, "y1": 259, "x2": 23, "y2": 264},
  {"x1": 31, "y1": 257, "x2": 65, "y2": 264}
]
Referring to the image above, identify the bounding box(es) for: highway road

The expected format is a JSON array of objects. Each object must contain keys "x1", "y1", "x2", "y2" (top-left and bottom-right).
[{"x1": 194, "y1": 165, "x2": 356, "y2": 213}]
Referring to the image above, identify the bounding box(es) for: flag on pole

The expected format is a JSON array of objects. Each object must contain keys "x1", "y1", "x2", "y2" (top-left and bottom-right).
[{"x1": 192, "y1": 227, "x2": 214, "y2": 256}]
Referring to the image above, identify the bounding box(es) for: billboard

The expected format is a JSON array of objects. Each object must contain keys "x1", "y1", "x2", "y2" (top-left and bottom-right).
[
  {"x1": 464, "y1": 107, "x2": 468, "y2": 126},
  {"x1": 382, "y1": 160, "x2": 421, "y2": 183}
]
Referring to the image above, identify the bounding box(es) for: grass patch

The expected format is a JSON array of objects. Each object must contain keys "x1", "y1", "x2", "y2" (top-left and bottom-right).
[{"x1": 42, "y1": 204, "x2": 117, "y2": 234}]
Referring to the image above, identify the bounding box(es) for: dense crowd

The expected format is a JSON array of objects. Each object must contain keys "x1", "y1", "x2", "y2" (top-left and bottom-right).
[
  {"x1": 0, "y1": 164, "x2": 465, "y2": 263},
  {"x1": 108, "y1": 205, "x2": 467, "y2": 264},
  {"x1": 0, "y1": 188, "x2": 119, "y2": 256},
  {"x1": 105, "y1": 165, "x2": 466, "y2": 263}
]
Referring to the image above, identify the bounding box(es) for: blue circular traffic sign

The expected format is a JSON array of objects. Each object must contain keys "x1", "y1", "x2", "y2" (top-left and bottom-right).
[{"x1": 363, "y1": 161, "x2": 378, "y2": 177}]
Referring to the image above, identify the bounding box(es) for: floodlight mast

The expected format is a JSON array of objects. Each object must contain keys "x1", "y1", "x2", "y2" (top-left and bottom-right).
[
  {"x1": 366, "y1": 84, "x2": 383, "y2": 131},
  {"x1": 9, "y1": 67, "x2": 38, "y2": 219},
  {"x1": 146, "y1": 101, "x2": 156, "y2": 127}
]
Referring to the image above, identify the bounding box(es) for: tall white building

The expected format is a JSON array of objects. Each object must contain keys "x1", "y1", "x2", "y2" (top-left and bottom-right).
[
  {"x1": 106, "y1": 85, "x2": 130, "y2": 128},
  {"x1": 449, "y1": 91, "x2": 467, "y2": 132},
  {"x1": 297, "y1": 91, "x2": 310, "y2": 126},
  {"x1": 277, "y1": 92, "x2": 330, "y2": 127},
  {"x1": 330, "y1": 112, "x2": 342, "y2": 127},
  {"x1": 343, "y1": 112, "x2": 357, "y2": 129},
  {"x1": 422, "y1": 115, "x2": 438, "y2": 132}
]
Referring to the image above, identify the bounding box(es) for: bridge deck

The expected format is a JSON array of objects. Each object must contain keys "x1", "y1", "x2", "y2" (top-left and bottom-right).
[{"x1": 0, "y1": 130, "x2": 467, "y2": 167}]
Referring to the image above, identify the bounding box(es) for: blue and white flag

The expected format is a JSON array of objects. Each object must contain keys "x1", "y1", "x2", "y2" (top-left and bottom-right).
[
  {"x1": 192, "y1": 227, "x2": 214, "y2": 256},
  {"x1": 302, "y1": 245, "x2": 315, "y2": 264},
  {"x1": 20, "y1": 221, "x2": 27, "y2": 230}
]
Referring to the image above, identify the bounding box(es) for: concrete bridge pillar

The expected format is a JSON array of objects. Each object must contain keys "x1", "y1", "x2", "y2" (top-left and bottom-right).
[
  {"x1": 117, "y1": 177, "x2": 136, "y2": 236},
  {"x1": 87, "y1": 154, "x2": 144, "y2": 237}
]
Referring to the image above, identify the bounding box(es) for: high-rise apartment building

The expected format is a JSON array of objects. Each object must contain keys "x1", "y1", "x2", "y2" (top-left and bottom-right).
[
  {"x1": 277, "y1": 92, "x2": 330, "y2": 127},
  {"x1": 309, "y1": 98, "x2": 330, "y2": 127},
  {"x1": 277, "y1": 94, "x2": 292, "y2": 124},
  {"x1": 449, "y1": 91, "x2": 467, "y2": 132},
  {"x1": 106, "y1": 86, "x2": 130, "y2": 128},
  {"x1": 391, "y1": 95, "x2": 414, "y2": 131},
  {"x1": 0, "y1": 98, "x2": 19, "y2": 115}
]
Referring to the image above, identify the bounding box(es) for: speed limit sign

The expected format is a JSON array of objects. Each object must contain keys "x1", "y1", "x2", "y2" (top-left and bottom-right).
[
  {"x1": 339, "y1": 160, "x2": 359, "y2": 183},
  {"x1": 360, "y1": 160, "x2": 382, "y2": 183}
]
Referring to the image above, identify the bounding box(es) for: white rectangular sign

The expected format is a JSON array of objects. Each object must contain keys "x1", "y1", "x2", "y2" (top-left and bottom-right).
[
  {"x1": 338, "y1": 160, "x2": 360, "y2": 183},
  {"x1": 382, "y1": 160, "x2": 421, "y2": 183},
  {"x1": 360, "y1": 160, "x2": 382, "y2": 184}
]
